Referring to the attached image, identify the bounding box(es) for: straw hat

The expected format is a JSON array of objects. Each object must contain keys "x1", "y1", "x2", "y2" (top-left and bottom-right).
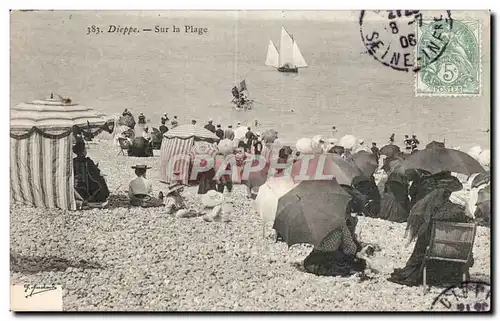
[
  {"x1": 201, "y1": 190, "x2": 224, "y2": 208},
  {"x1": 131, "y1": 165, "x2": 152, "y2": 170},
  {"x1": 166, "y1": 182, "x2": 185, "y2": 195}
]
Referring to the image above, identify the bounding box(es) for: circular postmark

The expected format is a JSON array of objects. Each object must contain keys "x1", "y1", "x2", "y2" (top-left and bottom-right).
[
  {"x1": 359, "y1": 10, "x2": 453, "y2": 72},
  {"x1": 430, "y1": 281, "x2": 491, "y2": 312}
]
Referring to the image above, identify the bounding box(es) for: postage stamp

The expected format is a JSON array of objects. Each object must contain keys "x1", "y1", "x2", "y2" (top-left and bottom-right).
[{"x1": 415, "y1": 20, "x2": 481, "y2": 96}]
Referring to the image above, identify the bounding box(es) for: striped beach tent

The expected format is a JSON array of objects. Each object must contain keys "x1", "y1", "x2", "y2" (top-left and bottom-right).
[
  {"x1": 160, "y1": 124, "x2": 220, "y2": 185},
  {"x1": 10, "y1": 95, "x2": 114, "y2": 211},
  {"x1": 159, "y1": 137, "x2": 194, "y2": 185}
]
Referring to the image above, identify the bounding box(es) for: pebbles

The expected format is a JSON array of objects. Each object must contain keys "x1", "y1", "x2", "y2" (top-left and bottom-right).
[{"x1": 10, "y1": 141, "x2": 491, "y2": 311}]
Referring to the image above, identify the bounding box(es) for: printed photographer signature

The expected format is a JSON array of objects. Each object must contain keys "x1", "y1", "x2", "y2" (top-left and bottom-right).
[{"x1": 24, "y1": 284, "x2": 57, "y2": 298}]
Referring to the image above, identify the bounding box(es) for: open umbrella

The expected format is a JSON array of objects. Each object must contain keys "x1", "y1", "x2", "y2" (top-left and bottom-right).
[
  {"x1": 402, "y1": 145, "x2": 485, "y2": 175},
  {"x1": 273, "y1": 180, "x2": 352, "y2": 247},
  {"x1": 352, "y1": 150, "x2": 379, "y2": 177},
  {"x1": 426, "y1": 141, "x2": 445, "y2": 149},
  {"x1": 255, "y1": 176, "x2": 298, "y2": 224},
  {"x1": 262, "y1": 129, "x2": 278, "y2": 143},
  {"x1": 11, "y1": 96, "x2": 114, "y2": 132},
  {"x1": 380, "y1": 144, "x2": 401, "y2": 158},
  {"x1": 118, "y1": 114, "x2": 136, "y2": 129},
  {"x1": 296, "y1": 138, "x2": 315, "y2": 153},
  {"x1": 164, "y1": 124, "x2": 219, "y2": 142},
  {"x1": 217, "y1": 139, "x2": 234, "y2": 155},
  {"x1": 234, "y1": 126, "x2": 248, "y2": 140},
  {"x1": 311, "y1": 135, "x2": 326, "y2": 151},
  {"x1": 290, "y1": 154, "x2": 365, "y2": 185},
  {"x1": 338, "y1": 135, "x2": 357, "y2": 150},
  {"x1": 382, "y1": 155, "x2": 406, "y2": 175}
]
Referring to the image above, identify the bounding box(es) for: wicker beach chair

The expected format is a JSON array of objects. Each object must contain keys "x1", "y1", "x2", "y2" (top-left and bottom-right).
[{"x1": 423, "y1": 220, "x2": 477, "y2": 291}]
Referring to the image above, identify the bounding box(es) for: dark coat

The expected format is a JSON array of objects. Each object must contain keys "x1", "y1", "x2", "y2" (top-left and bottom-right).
[{"x1": 204, "y1": 123, "x2": 216, "y2": 133}]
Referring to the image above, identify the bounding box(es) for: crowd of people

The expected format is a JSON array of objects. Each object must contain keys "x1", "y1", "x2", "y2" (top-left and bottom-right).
[
  {"x1": 74, "y1": 109, "x2": 489, "y2": 288},
  {"x1": 387, "y1": 133, "x2": 420, "y2": 152}
]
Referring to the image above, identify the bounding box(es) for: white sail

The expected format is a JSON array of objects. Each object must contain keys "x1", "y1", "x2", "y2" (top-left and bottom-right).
[
  {"x1": 292, "y1": 41, "x2": 308, "y2": 68},
  {"x1": 279, "y1": 26, "x2": 294, "y2": 68},
  {"x1": 265, "y1": 40, "x2": 279, "y2": 68}
]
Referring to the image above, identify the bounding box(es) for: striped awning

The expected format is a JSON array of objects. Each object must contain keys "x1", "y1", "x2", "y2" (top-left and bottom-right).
[
  {"x1": 159, "y1": 137, "x2": 194, "y2": 185},
  {"x1": 11, "y1": 96, "x2": 113, "y2": 131},
  {"x1": 164, "y1": 124, "x2": 219, "y2": 142}
]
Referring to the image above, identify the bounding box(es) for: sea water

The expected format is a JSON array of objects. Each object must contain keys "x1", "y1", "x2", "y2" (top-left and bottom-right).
[{"x1": 10, "y1": 11, "x2": 490, "y2": 151}]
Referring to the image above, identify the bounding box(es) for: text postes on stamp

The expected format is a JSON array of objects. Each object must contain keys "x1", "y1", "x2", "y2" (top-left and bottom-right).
[
  {"x1": 416, "y1": 20, "x2": 481, "y2": 96},
  {"x1": 430, "y1": 281, "x2": 491, "y2": 312},
  {"x1": 359, "y1": 10, "x2": 452, "y2": 72}
]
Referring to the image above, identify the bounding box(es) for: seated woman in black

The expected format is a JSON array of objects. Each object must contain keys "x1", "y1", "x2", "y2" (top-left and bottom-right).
[
  {"x1": 303, "y1": 214, "x2": 366, "y2": 277},
  {"x1": 388, "y1": 176, "x2": 472, "y2": 287},
  {"x1": 73, "y1": 140, "x2": 110, "y2": 204}
]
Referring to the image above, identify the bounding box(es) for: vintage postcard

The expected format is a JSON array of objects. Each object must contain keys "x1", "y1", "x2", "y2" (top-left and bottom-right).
[{"x1": 10, "y1": 10, "x2": 490, "y2": 312}]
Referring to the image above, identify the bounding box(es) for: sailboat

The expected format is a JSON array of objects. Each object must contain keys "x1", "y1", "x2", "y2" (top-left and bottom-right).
[{"x1": 265, "y1": 26, "x2": 308, "y2": 73}]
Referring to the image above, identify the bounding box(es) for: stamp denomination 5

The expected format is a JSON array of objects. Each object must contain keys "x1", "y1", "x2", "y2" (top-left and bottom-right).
[{"x1": 416, "y1": 20, "x2": 481, "y2": 96}]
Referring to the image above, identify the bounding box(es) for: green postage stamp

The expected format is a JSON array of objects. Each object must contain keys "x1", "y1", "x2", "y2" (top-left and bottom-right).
[{"x1": 415, "y1": 20, "x2": 481, "y2": 96}]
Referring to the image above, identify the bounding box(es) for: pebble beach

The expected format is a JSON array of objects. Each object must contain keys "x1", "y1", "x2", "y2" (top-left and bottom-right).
[{"x1": 10, "y1": 139, "x2": 491, "y2": 311}]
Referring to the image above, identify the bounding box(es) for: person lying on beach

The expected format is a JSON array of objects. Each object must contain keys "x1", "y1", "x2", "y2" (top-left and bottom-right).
[{"x1": 128, "y1": 165, "x2": 164, "y2": 208}]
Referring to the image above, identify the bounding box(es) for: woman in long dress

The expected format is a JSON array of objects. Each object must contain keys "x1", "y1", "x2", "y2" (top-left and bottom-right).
[
  {"x1": 388, "y1": 176, "x2": 472, "y2": 287},
  {"x1": 73, "y1": 139, "x2": 110, "y2": 204},
  {"x1": 378, "y1": 172, "x2": 410, "y2": 222},
  {"x1": 303, "y1": 215, "x2": 367, "y2": 277}
]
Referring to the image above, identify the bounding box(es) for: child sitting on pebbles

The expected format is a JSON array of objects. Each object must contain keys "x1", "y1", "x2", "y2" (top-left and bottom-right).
[
  {"x1": 163, "y1": 183, "x2": 192, "y2": 217},
  {"x1": 164, "y1": 186, "x2": 229, "y2": 221}
]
